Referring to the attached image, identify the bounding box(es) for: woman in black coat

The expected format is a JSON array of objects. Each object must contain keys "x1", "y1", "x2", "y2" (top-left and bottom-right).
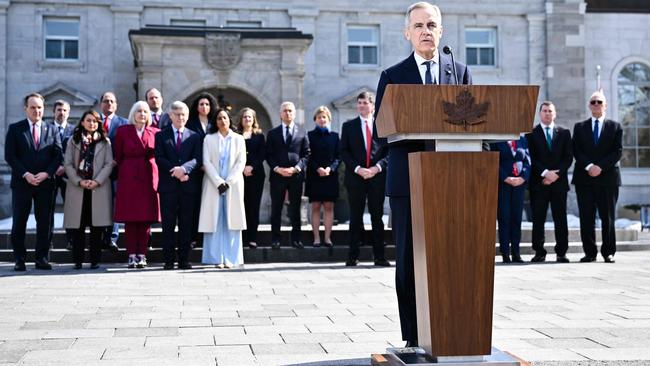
[
  {"x1": 306, "y1": 106, "x2": 340, "y2": 246},
  {"x1": 236, "y1": 107, "x2": 266, "y2": 249}
]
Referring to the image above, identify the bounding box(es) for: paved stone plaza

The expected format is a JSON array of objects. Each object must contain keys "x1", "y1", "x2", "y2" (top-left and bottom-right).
[{"x1": 1, "y1": 251, "x2": 650, "y2": 366}]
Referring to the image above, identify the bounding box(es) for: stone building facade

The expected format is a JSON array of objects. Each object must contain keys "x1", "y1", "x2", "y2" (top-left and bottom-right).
[{"x1": 0, "y1": 0, "x2": 648, "y2": 219}]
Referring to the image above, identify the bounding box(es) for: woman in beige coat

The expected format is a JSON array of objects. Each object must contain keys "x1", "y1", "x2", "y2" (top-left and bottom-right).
[
  {"x1": 63, "y1": 110, "x2": 114, "y2": 269},
  {"x1": 198, "y1": 108, "x2": 247, "y2": 268}
]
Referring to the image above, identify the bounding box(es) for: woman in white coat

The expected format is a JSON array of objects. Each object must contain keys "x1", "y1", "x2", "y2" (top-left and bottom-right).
[{"x1": 198, "y1": 108, "x2": 247, "y2": 268}]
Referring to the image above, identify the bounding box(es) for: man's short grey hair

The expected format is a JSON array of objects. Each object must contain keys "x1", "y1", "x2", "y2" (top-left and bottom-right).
[
  {"x1": 170, "y1": 100, "x2": 189, "y2": 113},
  {"x1": 589, "y1": 90, "x2": 607, "y2": 103},
  {"x1": 280, "y1": 101, "x2": 295, "y2": 111},
  {"x1": 405, "y1": 1, "x2": 442, "y2": 28}
]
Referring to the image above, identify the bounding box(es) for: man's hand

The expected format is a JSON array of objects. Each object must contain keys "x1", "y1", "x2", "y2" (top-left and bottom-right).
[
  {"x1": 24, "y1": 173, "x2": 39, "y2": 186},
  {"x1": 243, "y1": 165, "x2": 254, "y2": 177},
  {"x1": 545, "y1": 170, "x2": 560, "y2": 183},
  {"x1": 505, "y1": 176, "x2": 525, "y2": 187},
  {"x1": 275, "y1": 167, "x2": 295, "y2": 177},
  {"x1": 170, "y1": 166, "x2": 186, "y2": 180},
  {"x1": 317, "y1": 167, "x2": 331, "y2": 177},
  {"x1": 55, "y1": 166, "x2": 65, "y2": 177},
  {"x1": 179, "y1": 175, "x2": 190, "y2": 182},
  {"x1": 588, "y1": 165, "x2": 602, "y2": 177},
  {"x1": 33, "y1": 172, "x2": 49, "y2": 184}
]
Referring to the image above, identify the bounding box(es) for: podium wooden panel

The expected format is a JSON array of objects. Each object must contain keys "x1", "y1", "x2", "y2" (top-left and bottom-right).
[{"x1": 409, "y1": 151, "x2": 498, "y2": 356}]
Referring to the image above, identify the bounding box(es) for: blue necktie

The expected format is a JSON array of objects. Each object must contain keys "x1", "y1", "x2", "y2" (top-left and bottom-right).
[
  {"x1": 545, "y1": 126, "x2": 552, "y2": 151},
  {"x1": 423, "y1": 61, "x2": 434, "y2": 85},
  {"x1": 593, "y1": 119, "x2": 600, "y2": 145}
]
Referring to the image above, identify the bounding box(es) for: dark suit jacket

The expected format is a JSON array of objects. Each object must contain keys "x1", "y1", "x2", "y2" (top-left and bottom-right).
[
  {"x1": 51, "y1": 122, "x2": 75, "y2": 154},
  {"x1": 186, "y1": 117, "x2": 212, "y2": 141},
  {"x1": 5, "y1": 119, "x2": 63, "y2": 189},
  {"x1": 375, "y1": 51, "x2": 472, "y2": 197},
  {"x1": 154, "y1": 127, "x2": 202, "y2": 194},
  {"x1": 571, "y1": 118, "x2": 622, "y2": 187},
  {"x1": 102, "y1": 114, "x2": 129, "y2": 143},
  {"x1": 265, "y1": 123, "x2": 310, "y2": 178},
  {"x1": 490, "y1": 137, "x2": 531, "y2": 186},
  {"x1": 244, "y1": 133, "x2": 266, "y2": 178},
  {"x1": 153, "y1": 112, "x2": 172, "y2": 130},
  {"x1": 526, "y1": 124, "x2": 573, "y2": 192},
  {"x1": 339, "y1": 116, "x2": 387, "y2": 188}
]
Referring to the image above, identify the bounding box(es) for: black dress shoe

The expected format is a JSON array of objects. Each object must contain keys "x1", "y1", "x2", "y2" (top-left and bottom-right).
[
  {"x1": 163, "y1": 263, "x2": 175, "y2": 270},
  {"x1": 530, "y1": 254, "x2": 546, "y2": 263},
  {"x1": 501, "y1": 255, "x2": 511, "y2": 263},
  {"x1": 511, "y1": 254, "x2": 524, "y2": 263},
  {"x1": 374, "y1": 259, "x2": 391, "y2": 267},
  {"x1": 178, "y1": 262, "x2": 193, "y2": 270},
  {"x1": 291, "y1": 240, "x2": 304, "y2": 249},
  {"x1": 556, "y1": 255, "x2": 570, "y2": 263},
  {"x1": 604, "y1": 255, "x2": 615, "y2": 263},
  {"x1": 89, "y1": 263, "x2": 100, "y2": 269},
  {"x1": 34, "y1": 260, "x2": 52, "y2": 270},
  {"x1": 271, "y1": 241, "x2": 281, "y2": 250},
  {"x1": 14, "y1": 262, "x2": 26, "y2": 271},
  {"x1": 345, "y1": 259, "x2": 359, "y2": 267},
  {"x1": 580, "y1": 256, "x2": 597, "y2": 263},
  {"x1": 73, "y1": 263, "x2": 82, "y2": 270},
  {"x1": 405, "y1": 340, "x2": 418, "y2": 348}
]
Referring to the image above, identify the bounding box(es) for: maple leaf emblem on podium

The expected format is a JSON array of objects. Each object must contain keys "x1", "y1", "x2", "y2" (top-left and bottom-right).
[{"x1": 442, "y1": 89, "x2": 489, "y2": 130}]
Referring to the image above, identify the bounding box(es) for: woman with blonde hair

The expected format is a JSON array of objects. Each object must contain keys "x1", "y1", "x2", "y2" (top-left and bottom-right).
[
  {"x1": 113, "y1": 101, "x2": 160, "y2": 268},
  {"x1": 305, "y1": 106, "x2": 340, "y2": 246},
  {"x1": 236, "y1": 107, "x2": 266, "y2": 249}
]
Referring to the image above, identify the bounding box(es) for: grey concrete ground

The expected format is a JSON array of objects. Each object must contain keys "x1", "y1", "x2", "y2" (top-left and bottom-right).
[{"x1": 1, "y1": 251, "x2": 650, "y2": 366}]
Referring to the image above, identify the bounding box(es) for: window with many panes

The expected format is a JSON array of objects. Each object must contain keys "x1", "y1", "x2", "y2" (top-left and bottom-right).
[
  {"x1": 465, "y1": 28, "x2": 496, "y2": 66},
  {"x1": 618, "y1": 62, "x2": 650, "y2": 167},
  {"x1": 347, "y1": 26, "x2": 379, "y2": 65},
  {"x1": 44, "y1": 18, "x2": 79, "y2": 60}
]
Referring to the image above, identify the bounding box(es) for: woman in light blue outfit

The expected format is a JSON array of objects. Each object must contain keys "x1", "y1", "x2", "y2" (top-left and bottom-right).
[{"x1": 198, "y1": 108, "x2": 247, "y2": 268}]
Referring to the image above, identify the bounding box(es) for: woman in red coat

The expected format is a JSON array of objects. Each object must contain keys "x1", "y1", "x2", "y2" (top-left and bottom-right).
[{"x1": 113, "y1": 101, "x2": 160, "y2": 268}]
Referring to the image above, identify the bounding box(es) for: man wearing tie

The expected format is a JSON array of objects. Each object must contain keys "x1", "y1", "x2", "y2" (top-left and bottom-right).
[
  {"x1": 526, "y1": 101, "x2": 573, "y2": 263},
  {"x1": 50, "y1": 99, "x2": 75, "y2": 250},
  {"x1": 340, "y1": 91, "x2": 390, "y2": 267},
  {"x1": 572, "y1": 91, "x2": 622, "y2": 263},
  {"x1": 100, "y1": 91, "x2": 128, "y2": 251},
  {"x1": 5, "y1": 93, "x2": 62, "y2": 271},
  {"x1": 265, "y1": 101, "x2": 310, "y2": 249},
  {"x1": 374, "y1": 2, "x2": 472, "y2": 347},
  {"x1": 146, "y1": 87, "x2": 171, "y2": 130},
  {"x1": 154, "y1": 101, "x2": 202, "y2": 270}
]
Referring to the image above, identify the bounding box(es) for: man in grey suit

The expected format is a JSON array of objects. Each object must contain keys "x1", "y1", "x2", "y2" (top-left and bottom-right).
[
  {"x1": 99, "y1": 91, "x2": 127, "y2": 252},
  {"x1": 374, "y1": 1, "x2": 472, "y2": 347}
]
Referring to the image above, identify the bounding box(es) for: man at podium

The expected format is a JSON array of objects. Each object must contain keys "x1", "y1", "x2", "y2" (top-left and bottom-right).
[{"x1": 374, "y1": 1, "x2": 472, "y2": 347}]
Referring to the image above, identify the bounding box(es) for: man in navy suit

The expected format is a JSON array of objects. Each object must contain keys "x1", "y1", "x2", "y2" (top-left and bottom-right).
[
  {"x1": 526, "y1": 101, "x2": 573, "y2": 263},
  {"x1": 572, "y1": 91, "x2": 622, "y2": 263},
  {"x1": 266, "y1": 101, "x2": 310, "y2": 249},
  {"x1": 50, "y1": 99, "x2": 76, "y2": 250},
  {"x1": 374, "y1": 2, "x2": 472, "y2": 347},
  {"x1": 5, "y1": 93, "x2": 62, "y2": 271},
  {"x1": 340, "y1": 91, "x2": 390, "y2": 267},
  {"x1": 155, "y1": 101, "x2": 202, "y2": 270},
  {"x1": 100, "y1": 91, "x2": 128, "y2": 252},
  {"x1": 146, "y1": 87, "x2": 171, "y2": 130}
]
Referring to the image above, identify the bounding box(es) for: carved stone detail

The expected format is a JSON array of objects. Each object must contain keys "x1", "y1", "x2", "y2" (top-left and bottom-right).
[{"x1": 205, "y1": 33, "x2": 242, "y2": 71}]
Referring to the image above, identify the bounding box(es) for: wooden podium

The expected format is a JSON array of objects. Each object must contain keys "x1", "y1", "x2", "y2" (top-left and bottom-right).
[{"x1": 376, "y1": 85, "x2": 539, "y2": 361}]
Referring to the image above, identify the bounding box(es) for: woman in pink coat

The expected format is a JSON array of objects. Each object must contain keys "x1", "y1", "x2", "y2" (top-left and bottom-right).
[{"x1": 113, "y1": 101, "x2": 160, "y2": 268}]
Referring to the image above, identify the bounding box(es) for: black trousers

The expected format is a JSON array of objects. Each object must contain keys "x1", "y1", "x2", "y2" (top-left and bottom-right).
[
  {"x1": 243, "y1": 173, "x2": 265, "y2": 244},
  {"x1": 191, "y1": 172, "x2": 203, "y2": 244},
  {"x1": 160, "y1": 191, "x2": 195, "y2": 265},
  {"x1": 530, "y1": 188, "x2": 569, "y2": 256},
  {"x1": 390, "y1": 196, "x2": 417, "y2": 343},
  {"x1": 71, "y1": 189, "x2": 104, "y2": 265},
  {"x1": 11, "y1": 181, "x2": 55, "y2": 263},
  {"x1": 270, "y1": 174, "x2": 303, "y2": 243},
  {"x1": 576, "y1": 184, "x2": 618, "y2": 258},
  {"x1": 347, "y1": 180, "x2": 386, "y2": 261},
  {"x1": 50, "y1": 175, "x2": 72, "y2": 245}
]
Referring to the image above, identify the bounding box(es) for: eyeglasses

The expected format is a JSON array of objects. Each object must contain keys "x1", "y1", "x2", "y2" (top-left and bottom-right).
[{"x1": 590, "y1": 100, "x2": 604, "y2": 105}]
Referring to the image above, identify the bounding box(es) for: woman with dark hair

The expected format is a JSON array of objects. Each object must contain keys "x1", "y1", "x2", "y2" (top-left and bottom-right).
[
  {"x1": 198, "y1": 108, "x2": 247, "y2": 268},
  {"x1": 187, "y1": 92, "x2": 218, "y2": 139},
  {"x1": 63, "y1": 110, "x2": 114, "y2": 269},
  {"x1": 306, "y1": 106, "x2": 340, "y2": 246},
  {"x1": 235, "y1": 107, "x2": 266, "y2": 249},
  {"x1": 113, "y1": 101, "x2": 160, "y2": 268}
]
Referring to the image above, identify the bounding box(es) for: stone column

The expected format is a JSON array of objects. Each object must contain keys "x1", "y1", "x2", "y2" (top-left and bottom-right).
[
  {"x1": 288, "y1": 7, "x2": 318, "y2": 123},
  {"x1": 279, "y1": 39, "x2": 313, "y2": 126},
  {"x1": 0, "y1": 0, "x2": 9, "y2": 164},
  {"x1": 527, "y1": 13, "x2": 546, "y2": 103},
  {"x1": 110, "y1": 5, "x2": 142, "y2": 114},
  {"x1": 545, "y1": 0, "x2": 586, "y2": 124}
]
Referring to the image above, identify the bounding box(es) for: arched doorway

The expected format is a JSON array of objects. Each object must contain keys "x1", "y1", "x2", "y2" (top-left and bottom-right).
[{"x1": 183, "y1": 87, "x2": 273, "y2": 132}]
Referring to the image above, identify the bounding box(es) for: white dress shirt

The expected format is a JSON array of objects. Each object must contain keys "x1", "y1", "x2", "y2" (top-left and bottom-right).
[
  {"x1": 585, "y1": 114, "x2": 606, "y2": 171},
  {"x1": 413, "y1": 51, "x2": 440, "y2": 85},
  {"x1": 354, "y1": 115, "x2": 382, "y2": 173}
]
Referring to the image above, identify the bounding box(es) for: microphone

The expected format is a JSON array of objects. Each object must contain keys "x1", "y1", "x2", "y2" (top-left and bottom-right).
[{"x1": 442, "y1": 45, "x2": 458, "y2": 85}]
